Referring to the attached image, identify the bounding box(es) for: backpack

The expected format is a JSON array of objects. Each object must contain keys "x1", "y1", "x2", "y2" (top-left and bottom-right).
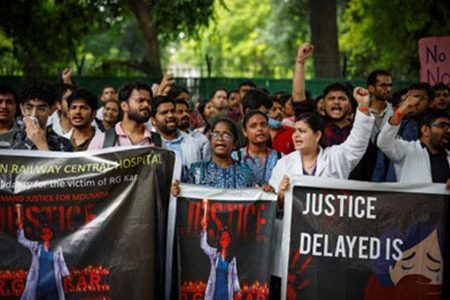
[{"x1": 102, "y1": 128, "x2": 162, "y2": 148}]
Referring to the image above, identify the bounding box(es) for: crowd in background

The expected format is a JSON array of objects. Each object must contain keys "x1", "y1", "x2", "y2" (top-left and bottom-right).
[{"x1": 1, "y1": 42, "x2": 449, "y2": 193}]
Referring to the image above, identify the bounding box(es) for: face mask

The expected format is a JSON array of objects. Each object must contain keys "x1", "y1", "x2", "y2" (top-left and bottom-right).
[{"x1": 268, "y1": 117, "x2": 282, "y2": 129}]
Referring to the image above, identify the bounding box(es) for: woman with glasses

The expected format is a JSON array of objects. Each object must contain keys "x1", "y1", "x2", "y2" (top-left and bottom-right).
[
  {"x1": 183, "y1": 117, "x2": 255, "y2": 188},
  {"x1": 232, "y1": 110, "x2": 281, "y2": 186},
  {"x1": 172, "y1": 118, "x2": 276, "y2": 194}
]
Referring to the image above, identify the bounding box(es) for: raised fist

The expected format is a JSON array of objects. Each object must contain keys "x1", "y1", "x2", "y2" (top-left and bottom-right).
[
  {"x1": 296, "y1": 43, "x2": 314, "y2": 64},
  {"x1": 398, "y1": 92, "x2": 421, "y2": 116},
  {"x1": 62, "y1": 66, "x2": 73, "y2": 84},
  {"x1": 353, "y1": 87, "x2": 370, "y2": 109}
]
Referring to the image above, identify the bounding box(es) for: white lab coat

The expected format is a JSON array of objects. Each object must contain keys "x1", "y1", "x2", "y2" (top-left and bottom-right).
[
  {"x1": 270, "y1": 110, "x2": 375, "y2": 191},
  {"x1": 377, "y1": 121, "x2": 450, "y2": 183},
  {"x1": 269, "y1": 110, "x2": 374, "y2": 278}
]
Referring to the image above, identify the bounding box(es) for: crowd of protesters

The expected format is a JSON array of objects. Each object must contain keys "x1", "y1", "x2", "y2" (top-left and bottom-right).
[
  {"x1": 1, "y1": 43, "x2": 449, "y2": 191},
  {"x1": 1, "y1": 42, "x2": 449, "y2": 299}
]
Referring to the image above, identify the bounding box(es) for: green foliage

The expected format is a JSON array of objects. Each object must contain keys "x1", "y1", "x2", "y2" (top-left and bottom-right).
[
  {"x1": 0, "y1": 0, "x2": 215, "y2": 76},
  {"x1": 150, "y1": 0, "x2": 215, "y2": 42},
  {"x1": 168, "y1": 0, "x2": 311, "y2": 78},
  {"x1": 1, "y1": 0, "x2": 447, "y2": 79},
  {"x1": 0, "y1": 0, "x2": 120, "y2": 75},
  {"x1": 341, "y1": 0, "x2": 450, "y2": 79}
]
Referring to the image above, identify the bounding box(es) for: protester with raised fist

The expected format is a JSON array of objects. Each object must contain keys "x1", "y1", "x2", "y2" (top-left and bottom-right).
[{"x1": 270, "y1": 86, "x2": 375, "y2": 205}]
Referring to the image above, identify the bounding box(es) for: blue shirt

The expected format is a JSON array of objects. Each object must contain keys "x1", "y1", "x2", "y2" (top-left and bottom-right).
[
  {"x1": 231, "y1": 148, "x2": 280, "y2": 185},
  {"x1": 164, "y1": 133, "x2": 184, "y2": 165},
  {"x1": 184, "y1": 160, "x2": 255, "y2": 188}
]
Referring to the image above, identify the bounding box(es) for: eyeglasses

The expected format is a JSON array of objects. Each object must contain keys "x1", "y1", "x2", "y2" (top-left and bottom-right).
[
  {"x1": 431, "y1": 122, "x2": 450, "y2": 130},
  {"x1": 211, "y1": 131, "x2": 234, "y2": 141},
  {"x1": 23, "y1": 103, "x2": 49, "y2": 114}
]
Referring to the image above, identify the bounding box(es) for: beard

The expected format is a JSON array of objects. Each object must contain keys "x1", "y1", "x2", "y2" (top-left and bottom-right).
[
  {"x1": 178, "y1": 116, "x2": 190, "y2": 130},
  {"x1": 128, "y1": 109, "x2": 150, "y2": 123}
]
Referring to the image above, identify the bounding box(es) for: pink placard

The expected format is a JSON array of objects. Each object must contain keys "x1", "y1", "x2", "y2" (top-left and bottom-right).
[{"x1": 419, "y1": 36, "x2": 450, "y2": 85}]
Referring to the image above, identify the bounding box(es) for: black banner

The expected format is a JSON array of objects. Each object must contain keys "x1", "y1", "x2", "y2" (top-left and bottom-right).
[
  {"x1": 176, "y1": 185, "x2": 277, "y2": 300},
  {"x1": 0, "y1": 147, "x2": 175, "y2": 299},
  {"x1": 285, "y1": 178, "x2": 448, "y2": 300}
]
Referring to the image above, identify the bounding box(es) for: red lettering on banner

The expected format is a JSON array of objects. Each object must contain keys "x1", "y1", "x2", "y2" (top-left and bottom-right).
[
  {"x1": 211, "y1": 203, "x2": 223, "y2": 230},
  {"x1": 181, "y1": 200, "x2": 268, "y2": 240},
  {"x1": 0, "y1": 204, "x2": 99, "y2": 235},
  {"x1": 181, "y1": 281, "x2": 269, "y2": 300}
]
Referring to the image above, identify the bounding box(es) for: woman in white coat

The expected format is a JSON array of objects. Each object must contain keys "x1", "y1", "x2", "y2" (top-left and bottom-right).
[
  {"x1": 16, "y1": 208, "x2": 70, "y2": 300},
  {"x1": 269, "y1": 87, "x2": 375, "y2": 202}
]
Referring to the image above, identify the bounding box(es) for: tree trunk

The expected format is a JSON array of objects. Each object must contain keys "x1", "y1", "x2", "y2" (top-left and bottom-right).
[
  {"x1": 128, "y1": 0, "x2": 162, "y2": 78},
  {"x1": 309, "y1": 0, "x2": 341, "y2": 78}
]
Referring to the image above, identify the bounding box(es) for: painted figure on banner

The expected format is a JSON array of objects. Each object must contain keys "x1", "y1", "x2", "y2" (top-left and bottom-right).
[
  {"x1": 200, "y1": 199, "x2": 241, "y2": 300},
  {"x1": 15, "y1": 204, "x2": 70, "y2": 300},
  {"x1": 365, "y1": 222, "x2": 444, "y2": 300}
]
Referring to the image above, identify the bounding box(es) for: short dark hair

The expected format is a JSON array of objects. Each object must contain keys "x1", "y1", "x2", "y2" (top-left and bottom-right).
[
  {"x1": 243, "y1": 110, "x2": 268, "y2": 128},
  {"x1": 432, "y1": 83, "x2": 450, "y2": 93},
  {"x1": 271, "y1": 95, "x2": 281, "y2": 105},
  {"x1": 175, "y1": 98, "x2": 190, "y2": 109},
  {"x1": 242, "y1": 89, "x2": 273, "y2": 112},
  {"x1": 210, "y1": 88, "x2": 227, "y2": 100},
  {"x1": 295, "y1": 112, "x2": 324, "y2": 133},
  {"x1": 418, "y1": 109, "x2": 450, "y2": 138},
  {"x1": 102, "y1": 84, "x2": 115, "y2": 91},
  {"x1": 323, "y1": 82, "x2": 353, "y2": 102},
  {"x1": 227, "y1": 89, "x2": 239, "y2": 99},
  {"x1": 211, "y1": 117, "x2": 239, "y2": 144},
  {"x1": 239, "y1": 80, "x2": 257, "y2": 89},
  {"x1": 67, "y1": 88, "x2": 99, "y2": 111},
  {"x1": 367, "y1": 69, "x2": 391, "y2": 86},
  {"x1": 274, "y1": 92, "x2": 291, "y2": 107},
  {"x1": 409, "y1": 82, "x2": 435, "y2": 101},
  {"x1": 0, "y1": 84, "x2": 17, "y2": 102},
  {"x1": 19, "y1": 80, "x2": 58, "y2": 106},
  {"x1": 118, "y1": 82, "x2": 152, "y2": 103},
  {"x1": 151, "y1": 95, "x2": 175, "y2": 117},
  {"x1": 197, "y1": 99, "x2": 209, "y2": 117},
  {"x1": 167, "y1": 85, "x2": 190, "y2": 99}
]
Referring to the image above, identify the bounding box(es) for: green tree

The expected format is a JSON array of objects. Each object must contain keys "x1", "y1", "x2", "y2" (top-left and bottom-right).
[
  {"x1": 309, "y1": 0, "x2": 341, "y2": 77},
  {"x1": 341, "y1": 0, "x2": 450, "y2": 79},
  {"x1": 0, "y1": 0, "x2": 120, "y2": 76},
  {"x1": 169, "y1": 0, "x2": 310, "y2": 78},
  {"x1": 95, "y1": 0, "x2": 215, "y2": 78},
  {"x1": 0, "y1": 0, "x2": 216, "y2": 77}
]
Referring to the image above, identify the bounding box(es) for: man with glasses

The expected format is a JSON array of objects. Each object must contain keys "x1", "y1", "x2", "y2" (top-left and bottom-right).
[
  {"x1": 377, "y1": 96, "x2": 450, "y2": 183},
  {"x1": 367, "y1": 69, "x2": 393, "y2": 139},
  {"x1": 11, "y1": 81, "x2": 72, "y2": 151}
]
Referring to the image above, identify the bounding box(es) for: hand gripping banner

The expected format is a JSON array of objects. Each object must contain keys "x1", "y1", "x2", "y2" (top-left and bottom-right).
[
  {"x1": 0, "y1": 147, "x2": 175, "y2": 300},
  {"x1": 281, "y1": 176, "x2": 449, "y2": 300},
  {"x1": 174, "y1": 184, "x2": 277, "y2": 300}
]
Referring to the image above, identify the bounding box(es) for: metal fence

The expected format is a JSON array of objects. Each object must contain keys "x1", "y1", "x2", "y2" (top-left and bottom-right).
[{"x1": 0, "y1": 76, "x2": 414, "y2": 102}]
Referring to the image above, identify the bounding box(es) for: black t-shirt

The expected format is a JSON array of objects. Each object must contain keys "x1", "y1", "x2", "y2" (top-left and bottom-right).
[{"x1": 424, "y1": 143, "x2": 450, "y2": 183}]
